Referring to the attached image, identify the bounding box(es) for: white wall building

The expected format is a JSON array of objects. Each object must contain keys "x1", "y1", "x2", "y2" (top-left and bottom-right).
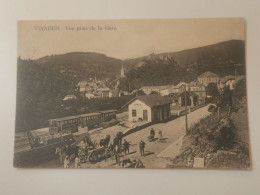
[{"x1": 123, "y1": 95, "x2": 172, "y2": 123}]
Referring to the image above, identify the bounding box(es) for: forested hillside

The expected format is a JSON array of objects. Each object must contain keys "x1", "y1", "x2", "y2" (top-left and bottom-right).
[{"x1": 124, "y1": 40, "x2": 245, "y2": 76}]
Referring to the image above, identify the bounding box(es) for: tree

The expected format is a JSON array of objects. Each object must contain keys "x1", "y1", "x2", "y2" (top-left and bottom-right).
[
  {"x1": 234, "y1": 78, "x2": 246, "y2": 100},
  {"x1": 136, "y1": 90, "x2": 146, "y2": 96},
  {"x1": 216, "y1": 126, "x2": 235, "y2": 149},
  {"x1": 150, "y1": 91, "x2": 159, "y2": 95},
  {"x1": 206, "y1": 82, "x2": 219, "y2": 99},
  {"x1": 222, "y1": 85, "x2": 233, "y2": 107}
]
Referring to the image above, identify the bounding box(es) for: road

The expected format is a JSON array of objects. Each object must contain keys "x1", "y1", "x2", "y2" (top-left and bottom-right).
[{"x1": 80, "y1": 104, "x2": 211, "y2": 168}]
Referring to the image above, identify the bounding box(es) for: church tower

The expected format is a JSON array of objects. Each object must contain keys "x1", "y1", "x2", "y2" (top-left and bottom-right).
[{"x1": 120, "y1": 64, "x2": 125, "y2": 77}]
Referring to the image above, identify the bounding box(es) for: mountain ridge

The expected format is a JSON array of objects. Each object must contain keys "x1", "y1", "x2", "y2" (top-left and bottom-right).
[{"x1": 124, "y1": 40, "x2": 245, "y2": 69}]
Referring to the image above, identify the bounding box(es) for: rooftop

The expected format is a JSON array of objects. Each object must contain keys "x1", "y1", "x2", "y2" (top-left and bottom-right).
[
  {"x1": 188, "y1": 80, "x2": 203, "y2": 87},
  {"x1": 122, "y1": 94, "x2": 172, "y2": 108},
  {"x1": 220, "y1": 75, "x2": 235, "y2": 83},
  {"x1": 48, "y1": 110, "x2": 117, "y2": 121},
  {"x1": 198, "y1": 71, "x2": 219, "y2": 78}
]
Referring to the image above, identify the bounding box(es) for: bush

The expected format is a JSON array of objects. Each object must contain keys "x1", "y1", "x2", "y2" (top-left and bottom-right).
[
  {"x1": 208, "y1": 105, "x2": 217, "y2": 112},
  {"x1": 216, "y1": 126, "x2": 235, "y2": 149}
]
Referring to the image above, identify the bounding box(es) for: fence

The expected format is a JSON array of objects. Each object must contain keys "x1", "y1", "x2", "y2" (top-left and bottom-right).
[
  {"x1": 173, "y1": 103, "x2": 207, "y2": 117},
  {"x1": 123, "y1": 122, "x2": 151, "y2": 137}
]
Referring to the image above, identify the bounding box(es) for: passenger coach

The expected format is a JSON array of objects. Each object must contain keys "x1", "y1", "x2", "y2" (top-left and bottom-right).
[{"x1": 48, "y1": 110, "x2": 117, "y2": 133}]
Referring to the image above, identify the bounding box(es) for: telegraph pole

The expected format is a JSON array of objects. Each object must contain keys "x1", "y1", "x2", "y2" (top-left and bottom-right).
[{"x1": 184, "y1": 82, "x2": 188, "y2": 134}]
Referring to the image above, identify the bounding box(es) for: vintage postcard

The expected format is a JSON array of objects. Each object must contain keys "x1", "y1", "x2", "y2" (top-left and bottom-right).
[{"x1": 14, "y1": 18, "x2": 250, "y2": 169}]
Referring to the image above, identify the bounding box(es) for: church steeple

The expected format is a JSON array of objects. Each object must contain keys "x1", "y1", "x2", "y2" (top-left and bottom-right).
[{"x1": 120, "y1": 64, "x2": 125, "y2": 77}]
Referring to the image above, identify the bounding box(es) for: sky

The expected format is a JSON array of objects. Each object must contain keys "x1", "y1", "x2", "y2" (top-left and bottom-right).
[{"x1": 18, "y1": 18, "x2": 245, "y2": 60}]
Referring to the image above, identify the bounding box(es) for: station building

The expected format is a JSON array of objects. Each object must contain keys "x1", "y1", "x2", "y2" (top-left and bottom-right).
[{"x1": 122, "y1": 95, "x2": 172, "y2": 123}]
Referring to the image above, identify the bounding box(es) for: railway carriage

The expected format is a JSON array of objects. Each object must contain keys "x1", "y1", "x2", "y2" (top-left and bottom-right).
[
  {"x1": 79, "y1": 112, "x2": 101, "y2": 129},
  {"x1": 48, "y1": 110, "x2": 117, "y2": 133},
  {"x1": 48, "y1": 116, "x2": 79, "y2": 134},
  {"x1": 99, "y1": 110, "x2": 117, "y2": 122}
]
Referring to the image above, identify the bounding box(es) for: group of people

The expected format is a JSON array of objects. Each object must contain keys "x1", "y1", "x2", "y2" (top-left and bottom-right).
[
  {"x1": 113, "y1": 138, "x2": 130, "y2": 165},
  {"x1": 60, "y1": 127, "x2": 163, "y2": 168},
  {"x1": 148, "y1": 128, "x2": 163, "y2": 141},
  {"x1": 63, "y1": 155, "x2": 81, "y2": 168}
]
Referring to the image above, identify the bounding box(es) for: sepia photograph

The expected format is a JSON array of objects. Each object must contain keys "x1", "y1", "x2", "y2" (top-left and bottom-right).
[{"x1": 14, "y1": 18, "x2": 250, "y2": 169}]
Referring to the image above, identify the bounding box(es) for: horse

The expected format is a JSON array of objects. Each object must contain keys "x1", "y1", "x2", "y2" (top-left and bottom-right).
[
  {"x1": 99, "y1": 134, "x2": 110, "y2": 148},
  {"x1": 64, "y1": 145, "x2": 80, "y2": 162},
  {"x1": 85, "y1": 135, "x2": 95, "y2": 149}
]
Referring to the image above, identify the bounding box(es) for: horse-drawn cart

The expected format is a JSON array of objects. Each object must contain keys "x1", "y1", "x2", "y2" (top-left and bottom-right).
[{"x1": 87, "y1": 147, "x2": 108, "y2": 162}]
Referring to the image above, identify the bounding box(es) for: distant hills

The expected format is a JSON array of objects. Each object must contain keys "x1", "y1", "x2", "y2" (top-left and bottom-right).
[
  {"x1": 35, "y1": 52, "x2": 123, "y2": 81},
  {"x1": 21, "y1": 40, "x2": 245, "y2": 82},
  {"x1": 122, "y1": 40, "x2": 245, "y2": 90},
  {"x1": 124, "y1": 40, "x2": 245, "y2": 76}
]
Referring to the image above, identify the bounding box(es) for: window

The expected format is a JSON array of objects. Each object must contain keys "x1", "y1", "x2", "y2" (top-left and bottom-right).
[{"x1": 132, "y1": 109, "x2": 137, "y2": 117}]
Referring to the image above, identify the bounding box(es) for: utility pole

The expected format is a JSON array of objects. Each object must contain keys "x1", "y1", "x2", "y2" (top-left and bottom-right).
[{"x1": 184, "y1": 82, "x2": 188, "y2": 134}]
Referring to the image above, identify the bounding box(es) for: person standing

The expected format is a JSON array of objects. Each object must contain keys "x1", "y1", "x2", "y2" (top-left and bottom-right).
[
  {"x1": 159, "y1": 130, "x2": 163, "y2": 140},
  {"x1": 74, "y1": 156, "x2": 80, "y2": 168},
  {"x1": 114, "y1": 144, "x2": 120, "y2": 165},
  {"x1": 56, "y1": 146, "x2": 64, "y2": 165},
  {"x1": 139, "y1": 140, "x2": 146, "y2": 156},
  {"x1": 64, "y1": 156, "x2": 70, "y2": 168},
  {"x1": 123, "y1": 139, "x2": 129, "y2": 155}
]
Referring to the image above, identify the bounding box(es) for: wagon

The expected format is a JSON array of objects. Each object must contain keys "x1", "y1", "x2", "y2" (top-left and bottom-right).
[{"x1": 87, "y1": 147, "x2": 108, "y2": 162}]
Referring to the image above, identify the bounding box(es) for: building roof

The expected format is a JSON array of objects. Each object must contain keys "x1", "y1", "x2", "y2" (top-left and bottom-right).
[
  {"x1": 141, "y1": 83, "x2": 186, "y2": 91},
  {"x1": 220, "y1": 75, "x2": 235, "y2": 83},
  {"x1": 122, "y1": 94, "x2": 172, "y2": 109},
  {"x1": 48, "y1": 110, "x2": 117, "y2": 121},
  {"x1": 99, "y1": 109, "x2": 117, "y2": 114},
  {"x1": 175, "y1": 82, "x2": 186, "y2": 88},
  {"x1": 188, "y1": 80, "x2": 203, "y2": 87},
  {"x1": 63, "y1": 95, "x2": 77, "y2": 100},
  {"x1": 198, "y1": 71, "x2": 219, "y2": 78}
]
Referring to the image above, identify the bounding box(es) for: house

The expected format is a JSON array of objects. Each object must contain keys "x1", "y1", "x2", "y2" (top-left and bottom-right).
[
  {"x1": 168, "y1": 94, "x2": 179, "y2": 106},
  {"x1": 85, "y1": 93, "x2": 95, "y2": 99},
  {"x1": 173, "y1": 82, "x2": 187, "y2": 93},
  {"x1": 122, "y1": 94, "x2": 172, "y2": 123},
  {"x1": 63, "y1": 94, "x2": 77, "y2": 101},
  {"x1": 188, "y1": 80, "x2": 206, "y2": 104},
  {"x1": 121, "y1": 91, "x2": 131, "y2": 96},
  {"x1": 100, "y1": 89, "x2": 119, "y2": 98},
  {"x1": 220, "y1": 75, "x2": 235, "y2": 90},
  {"x1": 140, "y1": 86, "x2": 163, "y2": 95},
  {"x1": 198, "y1": 71, "x2": 220, "y2": 86},
  {"x1": 178, "y1": 91, "x2": 198, "y2": 107},
  {"x1": 101, "y1": 90, "x2": 110, "y2": 98},
  {"x1": 109, "y1": 90, "x2": 120, "y2": 98},
  {"x1": 141, "y1": 82, "x2": 187, "y2": 96},
  {"x1": 77, "y1": 81, "x2": 88, "y2": 92}
]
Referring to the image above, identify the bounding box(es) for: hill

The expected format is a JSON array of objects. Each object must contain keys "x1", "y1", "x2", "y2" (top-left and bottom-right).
[
  {"x1": 35, "y1": 52, "x2": 123, "y2": 81},
  {"x1": 124, "y1": 40, "x2": 245, "y2": 76}
]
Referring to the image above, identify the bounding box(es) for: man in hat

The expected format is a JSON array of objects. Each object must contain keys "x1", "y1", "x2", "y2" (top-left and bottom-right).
[
  {"x1": 139, "y1": 140, "x2": 146, "y2": 156},
  {"x1": 123, "y1": 139, "x2": 129, "y2": 155}
]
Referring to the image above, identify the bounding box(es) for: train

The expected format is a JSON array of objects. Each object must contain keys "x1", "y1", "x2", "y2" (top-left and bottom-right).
[{"x1": 48, "y1": 110, "x2": 117, "y2": 134}]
